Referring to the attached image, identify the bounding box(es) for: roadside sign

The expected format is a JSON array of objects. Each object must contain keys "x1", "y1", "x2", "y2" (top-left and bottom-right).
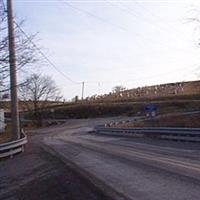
[
  {"x1": 144, "y1": 104, "x2": 157, "y2": 112},
  {"x1": 144, "y1": 104, "x2": 158, "y2": 117}
]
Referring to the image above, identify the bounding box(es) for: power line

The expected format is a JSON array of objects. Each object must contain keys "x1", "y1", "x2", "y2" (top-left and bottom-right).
[
  {"x1": 60, "y1": 1, "x2": 196, "y2": 86},
  {"x1": 105, "y1": 0, "x2": 178, "y2": 47},
  {"x1": 62, "y1": 1, "x2": 188, "y2": 49},
  {"x1": 4, "y1": 1, "x2": 197, "y2": 98},
  {"x1": 107, "y1": 1, "x2": 173, "y2": 35},
  {"x1": 121, "y1": 1, "x2": 190, "y2": 41},
  {"x1": 0, "y1": 81, "x2": 28, "y2": 93},
  {"x1": 61, "y1": 0, "x2": 157, "y2": 45},
  {"x1": 62, "y1": 1, "x2": 127, "y2": 32},
  {"x1": 14, "y1": 22, "x2": 81, "y2": 85},
  {"x1": 2, "y1": 2, "x2": 81, "y2": 85}
]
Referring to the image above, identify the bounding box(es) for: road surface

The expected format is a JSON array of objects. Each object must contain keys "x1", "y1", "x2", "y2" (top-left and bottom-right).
[
  {"x1": 1, "y1": 117, "x2": 200, "y2": 200},
  {"x1": 40, "y1": 118, "x2": 200, "y2": 200}
]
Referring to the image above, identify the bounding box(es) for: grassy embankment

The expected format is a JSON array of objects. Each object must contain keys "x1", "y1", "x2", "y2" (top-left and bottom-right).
[
  {"x1": 6, "y1": 93, "x2": 200, "y2": 129},
  {"x1": 116, "y1": 113, "x2": 200, "y2": 128},
  {"x1": 39, "y1": 94, "x2": 200, "y2": 119}
]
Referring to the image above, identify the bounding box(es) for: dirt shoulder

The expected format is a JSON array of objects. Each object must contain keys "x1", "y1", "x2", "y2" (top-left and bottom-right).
[{"x1": 0, "y1": 135, "x2": 110, "y2": 200}]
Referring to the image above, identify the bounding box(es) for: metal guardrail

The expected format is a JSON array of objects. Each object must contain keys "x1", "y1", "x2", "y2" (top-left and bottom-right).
[
  {"x1": 95, "y1": 126, "x2": 200, "y2": 142},
  {"x1": 0, "y1": 131, "x2": 28, "y2": 159}
]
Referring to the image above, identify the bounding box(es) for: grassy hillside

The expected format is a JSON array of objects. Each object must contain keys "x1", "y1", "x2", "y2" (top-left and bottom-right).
[
  {"x1": 37, "y1": 99, "x2": 200, "y2": 119},
  {"x1": 117, "y1": 113, "x2": 200, "y2": 128},
  {"x1": 3, "y1": 80, "x2": 200, "y2": 120},
  {"x1": 82, "y1": 80, "x2": 200, "y2": 103}
]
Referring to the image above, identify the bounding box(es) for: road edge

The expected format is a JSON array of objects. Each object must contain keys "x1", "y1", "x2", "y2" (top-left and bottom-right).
[{"x1": 40, "y1": 143, "x2": 131, "y2": 200}]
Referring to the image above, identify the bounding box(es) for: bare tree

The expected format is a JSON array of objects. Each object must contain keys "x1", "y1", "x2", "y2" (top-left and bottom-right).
[
  {"x1": 0, "y1": 3, "x2": 40, "y2": 96},
  {"x1": 19, "y1": 73, "x2": 62, "y2": 125},
  {"x1": 186, "y1": 7, "x2": 200, "y2": 77},
  {"x1": 112, "y1": 85, "x2": 126, "y2": 93}
]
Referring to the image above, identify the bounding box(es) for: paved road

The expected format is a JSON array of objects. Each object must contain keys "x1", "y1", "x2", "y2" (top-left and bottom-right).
[
  {"x1": 37, "y1": 118, "x2": 200, "y2": 200},
  {"x1": 0, "y1": 142, "x2": 110, "y2": 200}
]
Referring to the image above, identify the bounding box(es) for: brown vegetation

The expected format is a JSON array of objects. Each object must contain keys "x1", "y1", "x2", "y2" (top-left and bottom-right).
[
  {"x1": 118, "y1": 113, "x2": 200, "y2": 128},
  {"x1": 0, "y1": 123, "x2": 13, "y2": 144},
  {"x1": 36, "y1": 100, "x2": 200, "y2": 119},
  {"x1": 0, "y1": 100, "x2": 63, "y2": 112},
  {"x1": 82, "y1": 80, "x2": 200, "y2": 103}
]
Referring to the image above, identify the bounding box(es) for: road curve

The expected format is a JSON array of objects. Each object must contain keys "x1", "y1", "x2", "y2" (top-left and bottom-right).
[{"x1": 36, "y1": 118, "x2": 200, "y2": 200}]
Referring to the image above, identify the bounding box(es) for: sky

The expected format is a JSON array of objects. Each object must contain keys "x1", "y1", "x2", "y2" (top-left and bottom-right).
[{"x1": 11, "y1": 0, "x2": 200, "y2": 100}]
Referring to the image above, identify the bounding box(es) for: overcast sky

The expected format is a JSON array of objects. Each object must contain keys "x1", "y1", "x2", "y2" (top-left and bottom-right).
[{"x1": 13, "y1": 0, "x2": 200, "y2": 100}]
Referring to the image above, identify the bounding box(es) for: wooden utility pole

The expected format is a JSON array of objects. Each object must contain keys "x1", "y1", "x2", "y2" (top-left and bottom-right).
[
  {"x1": 81, "y1": 81, "x2": 84, "y2": 100},
  {"x1": 7, "y1": 0, "x2": 20, "y2": 139}
]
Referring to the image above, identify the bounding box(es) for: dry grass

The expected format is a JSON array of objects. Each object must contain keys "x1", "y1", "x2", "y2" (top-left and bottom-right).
[
  {"x1": 119, "y1": 113, "x2": 200, "y2": 128},
  {"x1": 0, "y1": 123, "x2": 14, "y2": 144}
]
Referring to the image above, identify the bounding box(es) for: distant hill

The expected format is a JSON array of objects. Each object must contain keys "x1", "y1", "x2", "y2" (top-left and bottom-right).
[
  {"x1": 83, "y1": 80, "x2": 200, "y2": 103},
  {"x1": 1, "y1": 80, "x2": 200, "y2": 116},
  {"x1": 40, "y1": 80, "x2": 200, "y2": 119}
]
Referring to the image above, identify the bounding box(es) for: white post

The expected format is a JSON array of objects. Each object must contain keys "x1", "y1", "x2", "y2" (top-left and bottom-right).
[{"x1": 0, "y1": 109, "x2": 5, "y2": 133}]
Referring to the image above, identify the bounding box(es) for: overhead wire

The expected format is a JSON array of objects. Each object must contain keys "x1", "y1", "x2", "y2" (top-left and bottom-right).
[
  {"x1": 107, "y1": 1, "x2": 174, "y2": 35},
  {"x1": 62, "y1": 1, "x2": 127, "y2": 31},
  {"x1": 61, "y1": 1, "x2": 197, "y2": 85},
  {"x1": 1, "y1": 0, "x2": 198, "y2": 97},
  {"x1": 62, "y1": 1, "x2": 171, "y2": 47},
  {"x1": 14, "y1": 22, "x2": 82, "y2": 85},
  {"x1": 62, "y1": 0, "x2": 194, "y2": 55},
  {"x1": 120, "y1": 0, "x2": 191, "y2": 41},
  {"x1": 2, "y1": 1, "x2": 81, "y2": 85},
  {"x1": 104, "y1": 0, "x2": 186, "y2": 48}
]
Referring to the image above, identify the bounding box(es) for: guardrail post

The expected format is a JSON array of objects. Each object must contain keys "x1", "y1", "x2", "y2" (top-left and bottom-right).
[
  {"x1": 22, "y1": 145, "x2": 24, "y2": 152},
  {"x1": 10, "y1": 150, "x2": 13, "y2": 159}
]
